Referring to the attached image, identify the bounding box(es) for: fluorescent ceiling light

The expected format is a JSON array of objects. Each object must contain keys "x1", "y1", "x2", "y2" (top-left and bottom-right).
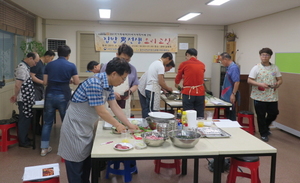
[
  {"x1": 178, "y1": 13, "x2": 201, "y2": 21},
  {"x1": 99, "y1": 9, "x2": 111, "y2": 19},
  {"x1": 207, "y1": 0, "x2": 230, "y2": 6}
]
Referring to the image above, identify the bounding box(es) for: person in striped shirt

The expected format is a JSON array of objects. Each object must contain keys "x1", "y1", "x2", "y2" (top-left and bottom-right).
[{"x1": 58, "y1": 57, "x2": 139, "y2": 183}]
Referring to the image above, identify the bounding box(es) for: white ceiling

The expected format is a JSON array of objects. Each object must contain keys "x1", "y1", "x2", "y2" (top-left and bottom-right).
[{"x1": 11, "y1": 0, "x2": 300, "y2": 25}]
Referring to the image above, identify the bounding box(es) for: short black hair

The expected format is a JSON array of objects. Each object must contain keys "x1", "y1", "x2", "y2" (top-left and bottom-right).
[
  {"x1": 161, "y1": 52, "x2": 173, "y2": 60},
  {"x1": 106, "y1": 57, "x2": 131, "y2": 76},
  {"x1": 259, "y1": 48, "x2": 273, "y2": 56},
  {"x1": 57, "y1": 45, "x2": 71, "y2": 57},
  {"x1": 166, "y1": 60, "x2": 175, "y2": 67},
  {"x1": 118, "y1": 43, "x2": 133, "y2": 57},
  {"x1": 220, "y1": 52, "x2": 231, "y2": 59},
  {"x1": 26, "y1": 52, "x2": 36, "y2": 60},
  {"x1": 44, "y1": 50, "x2": 56, "y2": 57},
  {"x1": 87, "y1": 61, "x2": 99, "y2": 71},
  {"x1": 185, "y1": 48, "x2": 197, "y2": 56}
]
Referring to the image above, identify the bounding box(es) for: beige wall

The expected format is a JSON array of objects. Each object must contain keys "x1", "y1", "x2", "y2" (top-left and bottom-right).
[{"x1": 0, "y1": 83, "x2": 18, "y2": 119}]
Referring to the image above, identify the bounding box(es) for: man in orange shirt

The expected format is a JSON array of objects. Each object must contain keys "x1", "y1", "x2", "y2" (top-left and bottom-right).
[{"x1": 175, "y1": 48, "x2": 206, "y2": 117}]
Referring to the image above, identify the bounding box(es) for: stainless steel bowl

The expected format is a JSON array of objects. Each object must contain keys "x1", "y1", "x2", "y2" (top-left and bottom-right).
[
  {"x1": 168, "y1": 130, "x2": 201, "y2": 148},
  {"x1": 141, "y1": 131, "x2": 165, "y2": 147}
]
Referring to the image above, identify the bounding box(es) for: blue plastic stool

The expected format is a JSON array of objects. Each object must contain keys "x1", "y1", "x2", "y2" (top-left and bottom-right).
[{"x1": 105, "y1": 160, "x2": 138, "y2": 183}]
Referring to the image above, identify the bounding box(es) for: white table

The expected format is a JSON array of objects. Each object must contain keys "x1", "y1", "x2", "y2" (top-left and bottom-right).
[
  {"x1": 161, "y1": 95, "x2": 232, "y2": 118},
  {"x1": 91, "y1": 121, "x2": 219, "y2": 183},
  {"x1": 91, "y1": 122, "x2": 277, "y2": 183}
]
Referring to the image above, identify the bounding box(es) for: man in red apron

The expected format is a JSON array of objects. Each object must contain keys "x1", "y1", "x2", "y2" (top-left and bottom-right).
[{"x1": 175, "y1": 48, "x2": 206, "y2": 118}]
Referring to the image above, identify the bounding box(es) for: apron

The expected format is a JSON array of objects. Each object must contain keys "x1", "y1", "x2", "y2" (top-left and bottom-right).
[
  {"x1": 21, "y1": 77, "x2": 35, "y2": 118},
  {"x1": 149, "y1": 59, "x2": 163, "y2": 111},
  {"x1": 58, "y1": 85, "x2": 111, "y2": 162},
  {"x1": 106, "y1": 76, "x2": 131, "y2": 117},
  {"x1": 150, "y1": 81, "x2": 161, "y2": 111}
]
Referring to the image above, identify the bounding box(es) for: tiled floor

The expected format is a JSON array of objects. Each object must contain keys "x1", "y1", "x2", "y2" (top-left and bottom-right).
[{"x1": 1, "y1": 113, "x2": 300, "y2": 183}]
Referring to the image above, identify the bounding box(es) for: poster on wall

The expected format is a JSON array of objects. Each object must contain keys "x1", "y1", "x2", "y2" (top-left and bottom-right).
[{"x1": 95, "y1": 32, "x2": 178, "y2": 53}]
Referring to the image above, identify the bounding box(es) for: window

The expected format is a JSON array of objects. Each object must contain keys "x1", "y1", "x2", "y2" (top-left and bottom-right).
[{"x1": 0, "y1": 30, "x2": 27, "y2": 81}]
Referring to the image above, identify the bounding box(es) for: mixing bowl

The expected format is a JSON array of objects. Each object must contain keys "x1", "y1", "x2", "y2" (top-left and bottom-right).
[
  {"x1": 168, "y1": 130, "x2": 201, "y2": 148},
  {"x1": 141, "y1": 131, "x2": 165, "y2": 147}
]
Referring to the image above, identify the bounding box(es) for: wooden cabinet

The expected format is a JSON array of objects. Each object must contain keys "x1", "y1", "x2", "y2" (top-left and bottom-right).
[{"x1": 226, "y1": 41, "x2": 236, "y2": 61}]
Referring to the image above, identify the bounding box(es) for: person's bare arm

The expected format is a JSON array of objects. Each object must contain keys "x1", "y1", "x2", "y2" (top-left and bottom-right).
[
  {"x1": 275, "y1": 77, "x2": 283, "y2": 88},
  {"x1": 10, "y1": 80, "x2": 23, "y2": 103},
  {"x1": 30, "y1": 72, "x2": 43, "y2": 85},
  {"x1": 94, "y1": 104, "x2": 126, "y2": 133},
  {"x1": 43, "y1": 74, "x2": 48, "y2": 86},
  {"x1": 247, "y1": 77, "x2": 269, "y2": 88},
  {"x1": 230, "y1": 81, "x2": 240, "y2": 104},
  {"x1": 108, "y1": 100, "x2": 139, "y2": 130},
  {"x1": 158, "y1": 74, "x2": 172, "y2": 92},
  {"x1": 71, "y1": 75, "x2": 80, "y2": 85}
]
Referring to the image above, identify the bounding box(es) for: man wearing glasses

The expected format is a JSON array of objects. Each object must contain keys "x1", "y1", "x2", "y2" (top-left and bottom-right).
[{"x1": 248, "y1": 47, "x2": 283, "y2": 142}]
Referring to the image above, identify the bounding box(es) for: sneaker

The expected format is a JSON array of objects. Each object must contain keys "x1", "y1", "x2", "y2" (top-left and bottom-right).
[
  {"x1": 261, "y1": 136, "x2": 269, "y2": 142},
  {"x1": 41, "y1": 146, "x2": 52, "y2": 156}
]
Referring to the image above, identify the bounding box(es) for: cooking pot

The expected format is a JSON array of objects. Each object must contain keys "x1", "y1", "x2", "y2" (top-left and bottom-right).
[{"x1": 146, "y1": 112, "x2": 176, "y2": 138}]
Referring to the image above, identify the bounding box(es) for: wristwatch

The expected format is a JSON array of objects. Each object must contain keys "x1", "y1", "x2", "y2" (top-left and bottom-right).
[{"x1": 232, "y1": 92, "x2": 236, "y2": 96}]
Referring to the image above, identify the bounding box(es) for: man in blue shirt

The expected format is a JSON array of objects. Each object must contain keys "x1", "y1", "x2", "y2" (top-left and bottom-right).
[
  {"x1": 40, "y1": 45, "x2": 80, "y2": 156},
  {"x1": 30, "y1": 50, "x2": 55, "y2": 135},
  {"x1": 220, "y1": 52, "x2": 240, "y2": 121}
]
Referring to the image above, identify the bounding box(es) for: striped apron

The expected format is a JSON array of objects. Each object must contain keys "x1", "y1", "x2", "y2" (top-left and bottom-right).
[{"x1": 58, "y1": 90, "x2": 110, "y2": 162}]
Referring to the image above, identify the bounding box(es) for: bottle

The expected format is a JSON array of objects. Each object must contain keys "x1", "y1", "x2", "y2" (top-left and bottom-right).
[
  {"x1": 176, "y1": 109, "x2": 182, "y2": 124},
  {"x1": 181, "y1": 111, "x2": 188, "y2": 127}
]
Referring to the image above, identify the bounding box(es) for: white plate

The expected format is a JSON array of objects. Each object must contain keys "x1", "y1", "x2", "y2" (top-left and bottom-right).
[
  {"x1": 114, "y1": 143, "x2": 134, "y2": 151},
  {"x1": 148, "y1": 112, "x2": 174, "y2": 119}
]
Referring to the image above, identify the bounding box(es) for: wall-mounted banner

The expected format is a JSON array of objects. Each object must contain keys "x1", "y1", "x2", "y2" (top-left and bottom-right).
[{"x1": 95, "y1": 32, "x2": 178, "y2": 53}]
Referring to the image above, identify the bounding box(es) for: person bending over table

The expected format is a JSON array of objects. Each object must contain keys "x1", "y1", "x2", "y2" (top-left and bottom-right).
[
  {"x1": 175, "y1": 48, "x2": 206, "y2": 117},
  {"x1": 58, "y1": 57, "x2": 139, "y2": 183}
]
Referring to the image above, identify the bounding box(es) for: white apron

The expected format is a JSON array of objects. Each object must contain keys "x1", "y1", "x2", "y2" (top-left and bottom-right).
[
  {"x1": 151, "y1": 81, "x2": 161, "y2": 111},
  {"x1": 106, "y1": 76, "x2": 131, "y2": 117}
]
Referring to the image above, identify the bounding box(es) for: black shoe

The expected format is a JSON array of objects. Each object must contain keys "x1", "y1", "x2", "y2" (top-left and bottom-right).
[
  {"x1": 19, "y1": 143, "x2": 33, "y2": 148},
  {"x1": 261, "y1": 136, "x2": 269, "y2": 142}
]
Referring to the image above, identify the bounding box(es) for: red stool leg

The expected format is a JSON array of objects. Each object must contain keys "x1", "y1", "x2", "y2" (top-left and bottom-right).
[
  {"x1": 154, "y1": 160, "x2": 161, "y2": 174},
  {"x1": 226, "y1": 158, "x2": 238, "y2": 183},
  {"x1": 174, "y1": 159, "x2": 181, "y2": 175},
  {"x1": 0, "y1": 127, "x2": 9, "y2": 152}
]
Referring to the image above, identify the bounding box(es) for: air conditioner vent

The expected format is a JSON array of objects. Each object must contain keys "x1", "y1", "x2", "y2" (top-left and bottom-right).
[{"x1": 46, "y1": 39, "x2": 66, "y2": 52}]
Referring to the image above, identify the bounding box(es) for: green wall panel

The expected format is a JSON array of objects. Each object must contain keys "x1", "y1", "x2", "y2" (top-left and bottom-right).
[{"x1": 275, "y1": 53, "x2": 300, "y2": 74}]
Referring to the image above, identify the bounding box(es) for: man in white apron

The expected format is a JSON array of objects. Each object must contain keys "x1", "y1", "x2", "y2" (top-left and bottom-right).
[
  {"x1": 100, "y1": 44, "x2": 139, "y2": 118},
  {"x1": 138, "y1": 52, "x2": 173, "y2": 118},
  {"x1": 58, "y1": 57, "x2": 139, "y2": 183}
]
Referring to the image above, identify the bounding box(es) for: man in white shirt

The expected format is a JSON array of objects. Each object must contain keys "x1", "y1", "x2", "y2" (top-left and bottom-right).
[
  {"x1": 248, "y1": 47, "x2": 283, "y2": 142},
  {"x1": 138, "y1": 52, "x2": 173, "y2": 118}
]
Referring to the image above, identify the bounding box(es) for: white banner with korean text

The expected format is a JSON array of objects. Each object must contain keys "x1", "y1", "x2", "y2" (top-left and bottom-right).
[{"x1": 95, "y1": 32, "x2": 178, "y2": 53}]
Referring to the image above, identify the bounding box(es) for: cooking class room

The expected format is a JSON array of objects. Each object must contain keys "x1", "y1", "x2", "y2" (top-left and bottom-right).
[{"x1": 1, "y1": 0, "x2": 300, "y2": 183}]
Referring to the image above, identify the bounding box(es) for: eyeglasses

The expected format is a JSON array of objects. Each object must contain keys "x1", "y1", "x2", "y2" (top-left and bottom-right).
[
  {"x1": 119, "y1": 74, "x2": 126, "y2": 81},
  {"x1": 261, "y1": 54, "x2": 270, "y2": 57}
]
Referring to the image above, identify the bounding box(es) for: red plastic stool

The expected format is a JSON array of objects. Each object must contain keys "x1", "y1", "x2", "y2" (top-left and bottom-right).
[
  {"x1": 237, "y1": 111, "x2": 255, "y2": 135},
  {"x1": 0, "y1": 123, "x2": 18, "y2": 152},
  {"x1": 213, "y1": 108, "x2": 227, "y2": 119},
  {"x1": 23, "y1": 177, "x2": 60, "y2": 183},
  {"x1": 227, "y1": 156, "x2": 261, "y2": 183},
  {"x1": 154, "y1": 159, "x2": 181, "y2": 174}
]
